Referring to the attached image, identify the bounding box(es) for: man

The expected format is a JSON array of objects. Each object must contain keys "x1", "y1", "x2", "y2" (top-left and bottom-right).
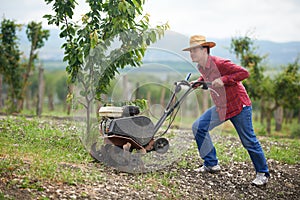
[{"x1": 182, "y1": 35, "x2": 269, "y2": 186}]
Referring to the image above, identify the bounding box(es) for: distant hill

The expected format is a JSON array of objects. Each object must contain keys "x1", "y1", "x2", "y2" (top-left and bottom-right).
[
  {"x1": 147, "y1": 31, "x2": 300, "y2": 67},
  {"x1": 18, "y1": 29, "x2": 300, "y2": 70}
]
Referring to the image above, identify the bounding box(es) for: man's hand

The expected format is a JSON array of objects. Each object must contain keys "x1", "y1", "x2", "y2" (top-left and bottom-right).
[
  {"x1": 212, "y1": 78, "x2": 224, "y2": 88},
  {"x1": 190, "y1": 80, "x2": 202, "y2": 88}
]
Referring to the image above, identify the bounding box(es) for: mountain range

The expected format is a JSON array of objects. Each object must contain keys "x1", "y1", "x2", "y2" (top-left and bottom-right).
[{"x1": 18, "y1": 29, "x2": 300, "y2": 69}]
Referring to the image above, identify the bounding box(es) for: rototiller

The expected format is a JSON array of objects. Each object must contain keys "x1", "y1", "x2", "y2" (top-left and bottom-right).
[{"x1": 90, "y1": 73, "x2": 218, "y2": 172}]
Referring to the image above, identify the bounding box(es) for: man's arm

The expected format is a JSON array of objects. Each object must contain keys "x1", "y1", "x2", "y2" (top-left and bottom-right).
[{"x1": 218, "y1": 59, "x2": 250, "y2": 85}]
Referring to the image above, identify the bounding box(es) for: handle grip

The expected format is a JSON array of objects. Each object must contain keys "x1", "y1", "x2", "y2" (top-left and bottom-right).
[
  {"x1": 191, "y1": 81, "x2": 212, "y2": 88},
  {"x1": 185, "y1": 73, "x2": 192, "y2": 81}
]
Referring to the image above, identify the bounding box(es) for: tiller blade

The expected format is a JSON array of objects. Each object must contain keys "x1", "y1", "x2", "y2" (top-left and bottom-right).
[{"x1": 90, "y1": 142, "x2": 145, "y2": 173}]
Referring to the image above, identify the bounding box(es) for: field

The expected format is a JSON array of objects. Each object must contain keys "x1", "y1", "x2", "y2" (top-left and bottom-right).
[{"x1": 0, "y1": 116, "x2": 299, "y2": 199}]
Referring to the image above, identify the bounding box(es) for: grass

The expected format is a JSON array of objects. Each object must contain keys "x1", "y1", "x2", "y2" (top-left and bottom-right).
[
  {"x1": 0, "y1": 116, "x2": 104, "y2": 186},
  {"x1": 0, "y1": 115, "x2": 299, "y2": 198},
  {"x1": 211, "y1": 120, "x2": 300, "y2": 165},
  {"x1": 261, "y1": 137, "x2": 300, "y2": 164}
]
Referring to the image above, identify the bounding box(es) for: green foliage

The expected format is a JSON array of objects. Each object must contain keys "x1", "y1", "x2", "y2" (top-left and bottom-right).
[
  {"x1": 128, "y1": 98, "x2": 148, "y2": 112},
  {"x1": 230, "y1": 36, "x2": 253, "y2": 61},
  {"x1": 273, "y1": 57, "x2": 300, "y2": 110},
  {"x1": 44, "y1": 70, "x2": 67, "y2": 97},
  {"x1": 24, "y1": 21, "x2": 50, "y2": 77},
  {"x1": 291, "y1": 125, "x2": 300, "y2": 139},
  {"x1": 257, "y1": 57, "x2": 300, "y2": 118},
  {"x1": 255, "y1": 123, "x2": 268, "y2": 136},
  {"x1": 0, "y1": 192, "x2": 6, "y2": 200},
  {"x1": 26, "y1": 21, "x2": 50, "y2": 50},
  {"x1": 0, "y1": 19, "x2": 49, "y2": 113},
  {"x1": 137, "y1": 82, "x2": 172, "y2": 104},
  {"x1": 0, "y1": 18, "x2": 23, "y2": 112},
  {"x1": 43, "y1": 0, "x2": 169, "y2": 100},
  {"x1": 18, "y1": 21, "x2": 50, "y2": 111},
  {"x1": 55, "y1": 73, "x2": 68, "y2": 102},
  {"x1": 43, "y1": 0, "x2": 169, "y2": 140},
  {"x1": 230, "y1": 34, "x2": 300, "y2": 134},
  {"x1": 230, "y1": 34, "x2": 267, "y2": 100}
]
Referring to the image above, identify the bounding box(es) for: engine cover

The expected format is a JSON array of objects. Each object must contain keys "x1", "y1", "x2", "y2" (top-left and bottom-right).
[
  {"x1": 107, "y1": 116, "x2": 155, "y2": 146},
  {"x1": 99, "y1": 106, "x2": 123, "y2": 118}
]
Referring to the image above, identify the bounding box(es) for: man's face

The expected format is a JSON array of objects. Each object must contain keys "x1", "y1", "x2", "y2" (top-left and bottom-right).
[{"x1": 189, "y1": 47, "x2": 207, "y2": 64}]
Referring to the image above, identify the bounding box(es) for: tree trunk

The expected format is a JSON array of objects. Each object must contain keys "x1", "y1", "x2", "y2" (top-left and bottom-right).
[
  {"x1": 48, "y1": 94, "x2": 54, "y2": 111},
  {"x1": 284, "y1": 109, "x2": 294, "y2": 124},
  {"x1": 266, "y1": 110, "x2": 272, "y2": 135},
  {"x1": 20, "y1": 32, "x2": 38, "y2": 112},
  {"x1": 25, "y1": 88, "x2": 32, "y2": 110},
  {"x1": 36, "y1": 67, "x2": 44, "y2": 117},
  {"x1": 288, "y1": 110, "x2": 294, "y2": 124},
  {"x1": 260, "y1": 99, "x2": 265, "y2": 125},
  {"x1": 274, "y1": 106, "x2": 283, "y2": 131},
  {"x1": 66, "y1": 84, "x2": 73, "y2": 115},
  {"x1": 85, "y1": 99, "x2": 91, "y2": 143}
]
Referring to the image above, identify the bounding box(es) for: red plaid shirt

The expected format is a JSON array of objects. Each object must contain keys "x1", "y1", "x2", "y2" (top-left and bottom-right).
[{"x1": 197, "y1": 55, "x2": 251, "y2": 120}]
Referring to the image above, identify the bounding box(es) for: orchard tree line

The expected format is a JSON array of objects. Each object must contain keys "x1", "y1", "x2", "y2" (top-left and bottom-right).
[
  {"x1": 0, "y1": 18, "x2": 69, "y2": 115},
  {"x1": 0, "y1": 0, "x2": 299, "y2": 136},
  {"x1": 0, "y1": 18, "x2": 50, "y2": 114},
  {"x1": 230, "y1": 35, "x2": 300, "y2": 134}
]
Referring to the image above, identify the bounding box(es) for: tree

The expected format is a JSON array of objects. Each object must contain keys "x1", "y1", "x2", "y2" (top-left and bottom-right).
[
  {"x1": 230, "y1": 35, "x2": 267, "y2": 100},
  {"x1": 273, "y1": 57, "x2": 300, "y2": 130},
  {"x1": 18, "y1": 21, "x2": 49, "y2": 111},
  {"x1": 0, "y1": 18, "x2": 23, "y2": 113},
  {"x1": 258, "y1": 57, "x2": 300, "y2": 133},
  {"x1": 0, "y1": 19, "x2": 49, "y2": 113},
  {"x1": 259, "y1": 76, "x2": 275, "y2": 134},
  {"x1": 36, "y1": 66, "x2": 45, "y2": 117},
  {"x1": 44, "y1": 0, "x2": 169, "y2": 144}
]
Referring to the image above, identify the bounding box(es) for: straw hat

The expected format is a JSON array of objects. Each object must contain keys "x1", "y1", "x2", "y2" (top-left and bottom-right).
[{"x1": 182, "y1": 35, "x2": 216, "y2": 51}]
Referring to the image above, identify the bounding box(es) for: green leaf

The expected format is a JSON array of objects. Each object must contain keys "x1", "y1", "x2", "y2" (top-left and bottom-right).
[{"x1": 43, "y1": 0, "x2": 168, "y2": 107}]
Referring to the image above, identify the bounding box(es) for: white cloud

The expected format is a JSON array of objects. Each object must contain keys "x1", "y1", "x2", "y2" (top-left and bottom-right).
[
  {"x1": 0, "y1": 0, "x2": 89, "y2": 27},
  {"x1": 1, "y1": 0, "x2": 52, "y2": 26},
  {"x1": 143, "y1": 0, "x2": 300, "y2": 42},
  {"x1": 0, "y1": 0, "x2": 299, "y2": 42}
]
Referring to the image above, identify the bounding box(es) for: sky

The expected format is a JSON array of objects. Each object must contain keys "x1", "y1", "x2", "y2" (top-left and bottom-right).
[{"x1": 1, "y1": 0, "x2": 300, "y2": 43}]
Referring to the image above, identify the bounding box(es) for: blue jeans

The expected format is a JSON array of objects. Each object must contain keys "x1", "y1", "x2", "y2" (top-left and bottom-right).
[{"x1": 192, "y1": 106, "x2": 269, "y2": 176}]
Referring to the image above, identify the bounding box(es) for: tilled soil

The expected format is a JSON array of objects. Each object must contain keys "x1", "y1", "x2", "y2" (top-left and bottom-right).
[
  {"x1": 1, "y1": 157, "x2": 299, "y2": 199},
  {"x1": 1, "y1": 133, "x2": 299, "y2": 200}
]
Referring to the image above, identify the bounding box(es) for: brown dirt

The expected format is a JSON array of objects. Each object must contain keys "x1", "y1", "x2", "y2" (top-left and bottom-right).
[
  {"x1": 1, "y1": 155, "x2": 299, "y2": 199},
  {"x1": 0, "y1": 125, "x2": 299, "y2": 200}
]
